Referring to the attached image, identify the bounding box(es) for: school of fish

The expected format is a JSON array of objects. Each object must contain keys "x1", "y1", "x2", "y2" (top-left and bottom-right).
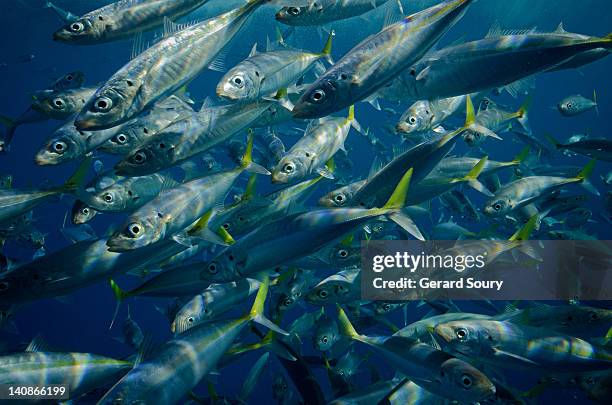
[{"x1": 0, "y1": 0, "x2": 611, "y2": 404}]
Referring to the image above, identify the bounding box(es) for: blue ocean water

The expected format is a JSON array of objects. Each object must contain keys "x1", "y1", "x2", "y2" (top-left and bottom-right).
[{"x1": 0, "y1": 0, "x2": 611, "y2": 403}]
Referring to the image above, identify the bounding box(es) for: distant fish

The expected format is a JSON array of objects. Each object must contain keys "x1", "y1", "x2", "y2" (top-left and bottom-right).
[{"x1": 558, "y1": 90, "x2": 599, "y2": 116}]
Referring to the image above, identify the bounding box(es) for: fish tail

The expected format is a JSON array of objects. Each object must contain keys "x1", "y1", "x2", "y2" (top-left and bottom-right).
[
  {"x1": 382, "y1": 167, "x2": 413, "y2": 210},
  {"x1": 576, "y1": 158, "x2": 596, "y2": 181},
  {"x1": 515, "y1": 96, "x2": 533, "y2": 119},
  {"x1": 109, "y1": 279, "x2": 130, "y2": 330},
  {"x1": 320, "y1": 30, "x2": 335, "y2": 64},
  {"x1": 248, "y1": 276, "x2": 288, "y2": 335},
  {"x1": 511, "y1": 146, "x2": 530, "y2": 165},
  {"x1": 593, "y1": 89, "x2": 599, "y2": 116},
  {"x1": 337, "y1": 304, "x2": 362, "y2": 341},
  {"x1": 346, "y1": 105, "x2": 365, "y2": 135},
  {"x1": 460, "y1": 156, "x2": 493, "y2": 196},
  {"x1": 380, "y1": 167, "x2": 424, "y2": 240},
  {"x1": 60, "y1": 156, "x2": 91, "y2": 193},
  {"x1": 451, "y1": 95, "x2": 502, "y2": 142},
  {"x1": 509, "y1": 214, "x2": 538, "y2": 241},
  {"x1": 241, "y1": 130, "x2": 270, "y2": 175}
]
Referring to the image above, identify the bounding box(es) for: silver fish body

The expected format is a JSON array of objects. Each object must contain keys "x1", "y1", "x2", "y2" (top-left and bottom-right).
[
  {"x1": 276, "y1": 0, "x2": 391, "y2": 26},
  {"x1": 0, "y1": 352, "x2": 132, "y2": 399},
  {"x1": 107, "y1": 167, "x2": 246, "y2": 251},
  {"x1": 272, "y1": 113, "x2": 354, "y2": 183},
  {"x1": 115, "y1": 101, "x2": 273, "y2": 176},
  {"x1": 172, "y1": 278, "x2": 260, "y2": 334},
  {"x1": 53, "y1": 0, "x2": 210, "y2": 44},
  {"x1": 75, "y1": 0, "x2": 268, "y2": 130},
  {"x1": 380, "y1": 31, "x2": 612, "y2": 101},
  {"x1": 0, "y1": 238, "x2": 186, "y2": 304},
  {"x1": 293, "y1": 0, "x2": 473, "y2": 118}
]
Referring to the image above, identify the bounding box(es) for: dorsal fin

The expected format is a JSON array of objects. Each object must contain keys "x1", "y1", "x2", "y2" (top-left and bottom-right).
[
  {"x1": 382, "y1": 1, "x2": 403, "y2": 29},
  {"x1": 163, "y1": 16, "x2": 198, "y2": 37},
  {"x1": 555, "y1": 21, "x2": 567, "y2": 33},
  {"x1": 208, "y1": 49, "x2": 228, "y2": 73},
  {"x1": 26, "y1": 335, "x2": 53, "y2": 352},
  {"x1": 131, "y1": 31, "x2": 145, "y2": 59},
  {"x1": 249, "y1": 42, "x2": 258, "y2": 57},
  {"x1": 368, "y1": 156, "x2": 383, "y2": 179},
  {"x1": 485, "y1": 21, "x2": 502, "y2": 38}
]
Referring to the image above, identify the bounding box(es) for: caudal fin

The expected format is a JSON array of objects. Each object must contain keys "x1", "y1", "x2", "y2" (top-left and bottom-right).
[
  {"x1": 320, "y1": 30, "x2": 335, "y2": 65},
  {"x1": 248, "y1": 276, "x2": 288, "y2": 335},
  {"x1": 511, "y1": 146, "x2": 530, "y2": 165},
  {"x1": 442, "y1": 95, "x2": 502, "y2": 144},
  {"x1": 576, "y1": 158, "x2": 596, "y2": 182},
  {"x1": 337, "y1": 305, "x2": 361, "y2": 340},
  {"x1": 241, "y1": 131, "x2": 270, "y2": 175},
  {"x1": 455, "y1": 156, "x2": 493, "y2": 196},
  {"x1": 109, "y1": 279, "x2": 131, "y2": 329},
  {"x1": 59, "y1": 156, "x2": 91, "y2": 194},
  {"x1": 380, "y1": 167, "x2": 424, "y2": 240}
]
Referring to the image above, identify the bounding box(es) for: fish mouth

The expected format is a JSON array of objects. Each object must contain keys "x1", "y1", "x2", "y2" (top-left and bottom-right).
[
  {"x1": 291, "y1": 102, "x2": 316, "y2": 119},
  {"x1": 52, "y1": 31, "x2": 65, "y2": 42},
  {"x1": 271, "y1": 172, "x2": 286, "y2": 184},
  {"x1": 34, "y1": 152, "x2": 56, "y2": 166},
  {"x1": 74, "y1": 117, "x2": 98, "y2": 131},
  {"x1": 395, "y1": 123, "x2": 410, "y2": 134},
  {"x1": 106, "y1": 237, "x2": 134, "y2": 253}
]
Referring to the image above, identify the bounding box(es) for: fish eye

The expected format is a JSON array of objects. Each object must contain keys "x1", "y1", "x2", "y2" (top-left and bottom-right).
[
  {"x1": 334, "y1": 194, "x2": 344, "y2": 203},
  {"x1": 337, "y1": 249, "x2": 348, "y2": 258},
  {"x1": 408, "y1": 116, "x2": 417, "y2": 125},
  {"x1": 232, "y1": 75, "x2": 244, "y2": 88},
  {"x1": 52, "y1": 98, "x2": 65, "y2": 109},
  {"x1": 288, "y1": 7, "x2": 301, "y2": 15},
  {"x1": 222, "y1": 223, "x2": 231, "y2": 230},
  {"x1": 456, "y1": 328, "x2": 468, "y2": 340},
  {"x1": 383, "y1": 303, "x2": 391, "y2": 311},
  {"x1": 82, "y1": 207, "x2": 90, "y2": 215},
  {"x1": 131, "y1": 151, "x2": 147, "y2": 164},
  {"x1": 493, "y1": 203, "x2": 502, "y2": 211},
  {"x1": 317, "y1": 289, "x2": 328, "y2": 298},
  {"x1": 103, "y1": 193, "x2": 113, "y2": 203},
  {"x1": 310, "y1": 89, "x2": 326, "y2": 103},
  {"x1": 93, "y1": 97, "x2": 113, "y2": 112},
  {"x1": 588, "y1": 311, "x2": 598, "y2": 321},
  {"x1": 0, "y1": 281, "x2": 8, "y2": 291},
  {"x1": 208, "y1": 262, "x2": 218, "y2": 274},
  {"x1": 566, "y1": 103, "x2": 572, "y2": 109},
  {"x1": 283, "y1": 163, "x2": 294, "y2": 173},
  {"x1": 115, "y1": 134, "x2": 128, "y2": 144},
  {"x1": 69, "y1": 21, "x2": 84, "y2": 33},
  {"x1": 187, "y1": 317, "x2": 194, "y2": 323},
  {"x1": 66, "y1": 74, "x2": 73, "y2": 81},
  {"x1": 51, "y1": 141, "x2": 67, "y2": 153},
  {"x1": 126, "y1": 222, "x2": 142, "y2": 237},
  {"x1": 283, "y1": 298, "x2": 293, "y2": 307},
  {"x1": 461, "y1": 375, "x2": 473, "y2": 388},
  {"x1": 321, "y1": 336, "x2": 328, "y2": 344}
]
